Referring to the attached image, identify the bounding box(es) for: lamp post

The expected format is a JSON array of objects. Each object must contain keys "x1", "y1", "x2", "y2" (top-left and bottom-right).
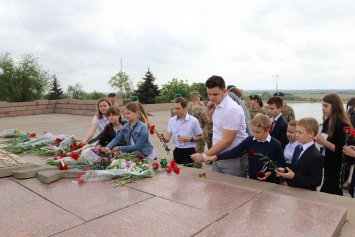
[{"x1": 272, "y1": 75, "x2": 278, "y2": 93}]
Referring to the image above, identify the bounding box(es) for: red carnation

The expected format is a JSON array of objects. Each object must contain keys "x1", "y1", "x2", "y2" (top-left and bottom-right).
[
  {"x1": 165, "y1": 165, "x2": 172, "y2": 173},
  {"x1": 257, "y1": 171, "x2": 266, "y2": 178},
  {"x1": 55, "y1": 138, "x2": 62, "y2": 144},
  {"x1": 78, "y1": 173, "x2": 83, "y2": 183},
  {"x1": 152, "y1": 162, "x2": 159, "y2": 170},
  {"x1": 173, "y1": 165, "x2": 180, "y2": 174},
  {"x1": 84, "y1": 167, "x2": 90, "y2": 172},
  {"x1": 53, "y1": 157, "x2": 58, "y2": 160},
  {"x1": 149, "y1": 125, "x2": 156, "y2": 135},
  {"x1": 30, "y1": 133, "x2": 36, "y2": 138},
  {"x1": 59, "y1": 160, "x2": 68, "y2": 170},
  {"x1": 344, "y1": 126, "x2": 352, "y2": 133},
  {"x1": 283, "y1": 110, "x2": 287, "y2": 114},
  {"x1": 60, "y1": 152, "x2": 67, "y2": 158},
  {"x1": 70, "y1": 152, "x2": 80, "y2": 160},
  {"x1": 170, "y1": 159, "x2": 176, "y2": 168},
  {"x1": 70, "y1": 144, "x2": 76, "y2": 151},
  {"x1": 76, "y1": 143, "x2": 83, "y2": 148},
  {"x1": 248, "y1": 149, "x2": 254, "y2": 159}
]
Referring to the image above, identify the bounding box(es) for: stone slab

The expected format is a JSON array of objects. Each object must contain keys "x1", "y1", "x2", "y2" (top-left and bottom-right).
[
  {"x1": 197, "y1": 192, "x2": 347, "y2": 237},
  {"x1": 12, "y1": 164, "x2": 57, "y2": 179},
  {"x1": 54, "y1": 196, "x2": 221, "y2": 237},
  {"x1": 126, "y1": 173, "x2": 262, "y2": 216},
  {"x1": 0, "y1": 178, "x2": 84, "y2": 236},
  {"x1": 37, "y1": 168, "x2": 83, "y2": 183},
  {"x1": 14, "y1": 178, "x2": 154, "y2": 221}
]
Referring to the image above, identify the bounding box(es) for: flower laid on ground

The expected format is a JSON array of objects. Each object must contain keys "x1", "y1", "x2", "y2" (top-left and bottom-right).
[
  {"x1": 0, "y1": 130, "x2": 36, "y2": 139},
  {"x1": 59, "y1": 160, "x2": 68, "y2": 170},
  {"x1": 1, "y1": 132, "x2": 68, "y2": 155},
  {"x1": 72, "y1": 154, "x2": 180, "y2": 186},
  {"x1": 340, "y1": 126, "x2": 355, "y2": 190}
]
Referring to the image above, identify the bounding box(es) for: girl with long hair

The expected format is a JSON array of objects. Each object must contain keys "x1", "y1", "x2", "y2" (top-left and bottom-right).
[
  {"x1": 104, "y1": 102, "x2": 155, "y2": 159},
  {"x1": 316, "y1": 93, "x2": 353, "y2": 195},
  {"x1": 80, "y1": 98, "x2": 111, "y2": 144}
]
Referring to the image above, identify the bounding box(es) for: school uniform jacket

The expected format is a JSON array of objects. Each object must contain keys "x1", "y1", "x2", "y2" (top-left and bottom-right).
[
  {"x1": 88, "y1": 122, "x2": 126, "y2": 147},
  {"x1": 270, "y1": 116, "x2": 289, "y2": 149},
  {"x1": 287, "y1": 144, "x2": 324, "y2": 191}
]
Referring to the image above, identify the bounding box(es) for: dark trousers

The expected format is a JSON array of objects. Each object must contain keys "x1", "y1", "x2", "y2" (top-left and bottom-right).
[
  {"x1": 349, "y1": 171, "x2": 355, "y2": 198},
  {"x1": 173, "y1": 147, "x2": 195, "y2": 165},
  {"x1": 320, "y1": 172, "x2": 344, "y2": 196}
]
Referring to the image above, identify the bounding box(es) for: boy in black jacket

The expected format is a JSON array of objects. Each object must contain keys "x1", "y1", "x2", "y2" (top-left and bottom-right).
[{"x1": 276, "y1": 117, "x2": 324, "y2": 191}]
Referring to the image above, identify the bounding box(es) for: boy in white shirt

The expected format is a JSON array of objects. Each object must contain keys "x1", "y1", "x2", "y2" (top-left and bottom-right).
[{"x1": 284, "y1": 120, "x2": 299, "y2": 166}]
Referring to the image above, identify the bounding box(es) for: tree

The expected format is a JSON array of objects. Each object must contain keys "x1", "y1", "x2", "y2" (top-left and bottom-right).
[
  {"x1": 134, "y1": 68, "x2": 160, "y2": 104},
  {"x1": 47, "y1": 75, "x2": 64, "y2": 100},
  {"x1": 191, "y1": 82, "x2": 208, "y2": 100},
  {"x1": 66, "y1": 82, "x2": 86, "y2": 99},
  {"x1": 0, "y1": 52, "x2": 50, "y2": 102},
  {"x1": 108, "y1": 71, "x2": 134, "y2": 99},
  {"x1": 156, "y1": 78, "x2": 193, "y2": 103},
  {"x1": 84, "y1": 91, "x2": 107, "y2": 100}
]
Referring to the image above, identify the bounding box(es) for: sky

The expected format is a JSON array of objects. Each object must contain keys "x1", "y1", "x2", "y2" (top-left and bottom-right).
[{"x1": 1, "y1": 0, "x2": 355, "y2": 93}]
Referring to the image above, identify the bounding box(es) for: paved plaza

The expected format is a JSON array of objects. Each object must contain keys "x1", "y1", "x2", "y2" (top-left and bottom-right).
[{"x1": 0, "y1": 111, "x2": 354, "y2": 236}]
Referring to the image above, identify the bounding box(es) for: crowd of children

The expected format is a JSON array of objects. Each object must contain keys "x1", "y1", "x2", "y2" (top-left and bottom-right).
[{"x1": 82, "y1": 86, "x2": 355, "y2": 198}]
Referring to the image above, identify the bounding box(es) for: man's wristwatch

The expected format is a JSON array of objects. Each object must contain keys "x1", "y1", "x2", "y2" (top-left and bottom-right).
[{"x1": 190, "y1": 137, "x2": 193, "y2": 142}]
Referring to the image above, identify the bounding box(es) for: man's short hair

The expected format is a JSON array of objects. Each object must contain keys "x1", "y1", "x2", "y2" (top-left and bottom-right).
[
  {"x1": 297, "y1": 117, "x2": 319, "y2": 135},
  {"x1": 174, "y1": 97, "x2": 188, "y2": 108},
  {"x1": 249, "y1": 113, "x2": 271, "y2": 130},
  {"x1": 205, "y1": 75, "x2": 226, "y2": 90},
  {"x1": 267, "y1": 96, "x2": 283, "y2": 108}
]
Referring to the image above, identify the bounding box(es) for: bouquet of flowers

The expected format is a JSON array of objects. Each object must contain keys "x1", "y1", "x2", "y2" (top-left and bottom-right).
[
  {"x1": 2, "y1": 133, "x2": 66, "y2": 155},
  {"x1": 0, "y1": 130, "x2": 35, "y2": 139},
  {"x1": 75, "y1": 153, "x2": 180, "y2": 186}
]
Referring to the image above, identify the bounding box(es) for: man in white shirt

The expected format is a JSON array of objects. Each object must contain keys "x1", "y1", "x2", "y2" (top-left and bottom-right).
[
  {"x1": 191, "y1": 75, "x2": 248, "y2": 177},
  {"x1": 158, "y1": 97, "x2": 203, "y2": 165}
]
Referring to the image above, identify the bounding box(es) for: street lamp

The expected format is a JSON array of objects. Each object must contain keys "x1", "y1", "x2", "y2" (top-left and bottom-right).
[{"x1": 272, "y1": 75, "x2": 278, "y2": 92}]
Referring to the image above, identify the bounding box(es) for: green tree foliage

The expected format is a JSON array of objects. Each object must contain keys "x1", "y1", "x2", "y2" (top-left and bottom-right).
[
  {"x1": 47, "y1": 75, "x2": 64, "y2": 100},
  {"x1": 84, "y1": 91, "x2": 107, "y2": 100},
  {"x1": 156, "y1": 78, "x2": 193, "y2": 103},
  {"x1": 0, "y1": 52, "x2": 50, "y2": 102},
  {"x1": 66, "y1": 82, "x2": 86, "y2": 99},
  {"x1": 134, "y1": 68, "x2": 160, "y2": 104},
  {"x1": 108, "y1": 71, "x2": 134, "y2": 99},
  {"x1": 191, "y1": 82, "x2": 208, "y2": 100}
]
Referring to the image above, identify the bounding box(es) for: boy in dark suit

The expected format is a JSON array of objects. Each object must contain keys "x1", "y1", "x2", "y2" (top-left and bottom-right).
[
  {"x1": 275, "y1": 117, "x2": 324, "y2": 191},
  {"x1": 267, "y1": 96, "x2": 288, "y2": 149}
]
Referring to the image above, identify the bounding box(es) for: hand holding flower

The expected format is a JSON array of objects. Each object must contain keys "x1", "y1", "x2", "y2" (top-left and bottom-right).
[
  {"x1": 190, "y1": 153, "x2": 203, "y2": 162},
  {"x1": 204, "y1": 155, "x2": 217, "y2": 164},
  {"x1": 343, "y1": 145, "x2": 355, "y2": 158},
  {"x1": 257, "y1": 171, "x2": 271, "y2": 181},
  {"x1": 157, "y1": 132, "x2": 164, "y2": 141}
]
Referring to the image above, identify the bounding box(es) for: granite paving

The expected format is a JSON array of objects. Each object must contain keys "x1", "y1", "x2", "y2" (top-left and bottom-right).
[{"x1": 0, "y1": 112, "x2": 352, "y2": 236}]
